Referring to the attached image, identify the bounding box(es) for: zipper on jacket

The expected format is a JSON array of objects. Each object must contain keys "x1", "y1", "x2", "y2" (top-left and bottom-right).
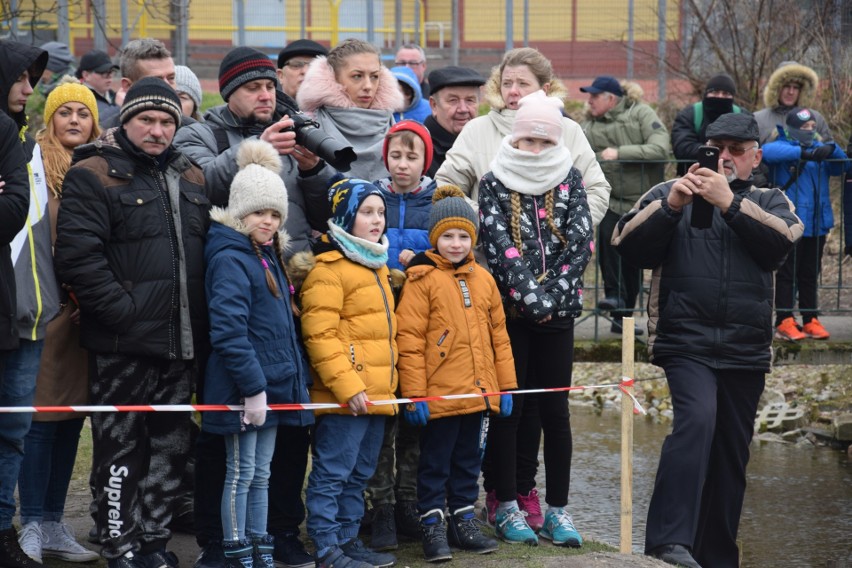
[
  {"x1": 716, "y1": 225, "x2": 731, "y2": 355},
  {"x1": 349, "y1": 343, "x2": 356, "y2": 365},
  {"x1": 152, "y1": 167, "x2": 179, "y2": 360},
  {"x1": 373, "y1": 270, "x2": 396, "y2": 407}
]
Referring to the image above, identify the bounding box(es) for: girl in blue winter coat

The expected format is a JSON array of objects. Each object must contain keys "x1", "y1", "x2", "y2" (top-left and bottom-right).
[
  {"x1": 203, "y1": 139, "x2": 313, "y2": 568},
  {"x1": 762, "y1": 107, "x2": 848, "y2": 341}
]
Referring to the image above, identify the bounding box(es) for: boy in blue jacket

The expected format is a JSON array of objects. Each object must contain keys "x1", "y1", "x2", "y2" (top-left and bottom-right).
[{"x1": 763, "y1": 107, "x2": 848, "y2": 341}]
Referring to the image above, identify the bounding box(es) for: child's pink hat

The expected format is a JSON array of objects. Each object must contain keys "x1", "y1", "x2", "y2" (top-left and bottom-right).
[{"x1": 512, "y1": 90, "x2": 564, "y2": 146}]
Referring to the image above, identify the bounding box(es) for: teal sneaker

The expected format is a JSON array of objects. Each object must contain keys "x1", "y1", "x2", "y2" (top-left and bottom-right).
[
  {"x1": 539, "y1": 508, "x2": 582, "y2": 548},
  {"x1": 494, "y1": 506, "x2": 538, "y2": 545}
]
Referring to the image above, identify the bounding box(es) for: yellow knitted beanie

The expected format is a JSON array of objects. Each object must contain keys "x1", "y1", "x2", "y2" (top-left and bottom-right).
[{"x1": 43, "y1": 77, "x2": 99, "y2": 126}]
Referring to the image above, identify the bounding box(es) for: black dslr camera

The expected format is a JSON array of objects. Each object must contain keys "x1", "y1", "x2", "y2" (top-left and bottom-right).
[{"x1": 275, "y1": 90, "x2": 356, "y2": 172}]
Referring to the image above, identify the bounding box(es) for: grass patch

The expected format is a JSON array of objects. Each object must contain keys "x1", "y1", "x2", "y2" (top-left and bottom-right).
[{"x1": 201, "y1": 91, "x2": 224, "y2": 113}]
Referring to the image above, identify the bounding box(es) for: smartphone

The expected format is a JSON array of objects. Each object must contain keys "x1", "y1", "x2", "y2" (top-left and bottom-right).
[{"x1": 690, "y1": 145, "x2": 720, "y2": 229}]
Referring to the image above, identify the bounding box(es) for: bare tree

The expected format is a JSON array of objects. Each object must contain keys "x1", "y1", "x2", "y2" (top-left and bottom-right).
[{"x1": 639, "y1": 0, "x2": 851, "y2": 138}]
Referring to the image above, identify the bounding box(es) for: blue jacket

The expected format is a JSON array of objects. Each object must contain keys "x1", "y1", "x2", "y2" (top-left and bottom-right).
[
  {"x1": 762, "y1": 127, "x2": 848, "y2": 237},
  {"x1": 202, "y1": 216, "x2": 313, "y2": 434},
  {"x1": 391, "y1": 66, "x2": 431, "y2": 124},
  {"x1": 375, "y1": 176, "x2": 436, "y2": 270}
]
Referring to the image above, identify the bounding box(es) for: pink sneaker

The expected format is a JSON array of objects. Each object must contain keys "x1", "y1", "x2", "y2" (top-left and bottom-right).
[
  {"x1": 517, "y1": 489, "x2": 544, "y2": 532},
  {"x1": 482, "y1": 490, "x2": 497, "y2": 526}
]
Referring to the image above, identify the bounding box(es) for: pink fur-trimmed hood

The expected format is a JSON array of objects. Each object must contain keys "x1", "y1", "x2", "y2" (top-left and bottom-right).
[{"x1": 296, "y1": 56, "x2": 404, "y2": 115}]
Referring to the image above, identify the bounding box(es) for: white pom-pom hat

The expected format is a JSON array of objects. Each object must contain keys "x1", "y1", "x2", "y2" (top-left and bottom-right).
[{"x1": 227, "y1": 139, "x2": 288, "y2": 222}]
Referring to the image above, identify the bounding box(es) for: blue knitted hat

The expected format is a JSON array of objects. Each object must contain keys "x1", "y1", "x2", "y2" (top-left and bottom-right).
[{"x1": 328, "y1": 178, "x2": 385, "y2": 233}]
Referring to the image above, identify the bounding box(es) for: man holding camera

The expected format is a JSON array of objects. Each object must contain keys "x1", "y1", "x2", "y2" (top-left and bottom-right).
[
  {"x1": 611, "y1": 114, "x2": 803, "y2": 568},
  {"x1": 172, "y1": 47, "x2": 332, "y2": 568},
  {"x1": 174, "y1": 46, "x2": 336, "y2": 257}
]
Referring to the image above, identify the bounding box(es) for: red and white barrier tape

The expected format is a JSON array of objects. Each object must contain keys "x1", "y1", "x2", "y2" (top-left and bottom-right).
[{"x1": 0, "y1": 380, "x2": 646, "y2": 415}]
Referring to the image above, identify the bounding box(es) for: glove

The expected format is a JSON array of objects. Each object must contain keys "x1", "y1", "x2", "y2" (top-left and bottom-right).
[
  {"x1": 499, "y1": 394, "x2": 513, "y2": 417},
  {"x1": 404, "y1": 401, "x2": 430, "y2": 426},
  {"x1": 243, "y1": 391, "x2": 267, "y2": 427},
  {"x1": 802, "y1": 144, "x2": 834, "y2": 162}
]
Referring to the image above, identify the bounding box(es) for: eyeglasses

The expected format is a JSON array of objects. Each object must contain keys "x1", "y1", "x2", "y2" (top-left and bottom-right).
[
  {"x1": 284, "y1": 60, "x2": 312, "y2": 69},
  {"x1": 394, "y1": 60, "x2": 424, "y2": 67},
  {"x1": 707, "y1": 143, "x2": 758, "y2": 156}
]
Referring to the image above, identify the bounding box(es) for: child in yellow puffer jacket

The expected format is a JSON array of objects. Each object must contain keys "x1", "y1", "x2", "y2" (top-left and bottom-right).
[{"x1": 296, "y1": 178, "x2": 398, "y2": 568}]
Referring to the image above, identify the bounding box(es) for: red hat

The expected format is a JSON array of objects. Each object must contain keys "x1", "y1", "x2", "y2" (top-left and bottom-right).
[{"x1": 383, "y1": 120, "x2": 434, "y2": 177}]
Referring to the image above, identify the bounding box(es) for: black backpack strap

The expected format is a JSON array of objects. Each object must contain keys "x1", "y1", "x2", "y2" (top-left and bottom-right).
[{"x1": 210, "y1": 126, "x2": 231, "y2": 154}]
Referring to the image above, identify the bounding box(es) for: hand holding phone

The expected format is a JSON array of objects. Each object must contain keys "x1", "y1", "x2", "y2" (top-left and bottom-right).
[{"x1": 691, "y1": 145, "x2": 720, "y2": 229}]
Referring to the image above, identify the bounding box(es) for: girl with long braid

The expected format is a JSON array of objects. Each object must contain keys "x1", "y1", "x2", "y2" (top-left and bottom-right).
[
  {"x1": 202, "y1": 139, "x2": 312, "y2": 568},
  {"x1": 478, "y1": 90, "x2": 593, "y2": 547}
]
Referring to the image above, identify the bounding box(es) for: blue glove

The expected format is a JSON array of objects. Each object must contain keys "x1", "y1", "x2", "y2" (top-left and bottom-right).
[
  {"x1": 499, "y1": 394, "x2": 513, "y2": 417},
  {"x1": 404, "y1": 401, "x2": 430, "y2": 426}
]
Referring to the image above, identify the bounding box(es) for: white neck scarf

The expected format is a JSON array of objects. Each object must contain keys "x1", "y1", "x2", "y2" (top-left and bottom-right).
[{"x1": 490, "y1": 136, "x2": 573, "y2": 196}]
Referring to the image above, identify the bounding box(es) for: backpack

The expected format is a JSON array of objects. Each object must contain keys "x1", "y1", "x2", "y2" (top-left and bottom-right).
[{"x1": 692, "y1": 101, "x2": 743, "y2": 133}]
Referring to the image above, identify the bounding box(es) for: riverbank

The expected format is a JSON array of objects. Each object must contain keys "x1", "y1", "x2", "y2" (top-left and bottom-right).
[{"x1": 39, "y1": 361, "x2": 850, "y2": 568}]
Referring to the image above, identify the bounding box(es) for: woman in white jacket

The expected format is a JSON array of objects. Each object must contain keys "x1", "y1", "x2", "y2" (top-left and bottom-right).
[{"x1": 435, "y1": 47, "x2": 610, "y2": 226}]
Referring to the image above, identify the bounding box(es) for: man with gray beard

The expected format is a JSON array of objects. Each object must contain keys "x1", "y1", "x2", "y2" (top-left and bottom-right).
[{"x1": 612, "y1": 113, "x2": 803, "y2": 568}]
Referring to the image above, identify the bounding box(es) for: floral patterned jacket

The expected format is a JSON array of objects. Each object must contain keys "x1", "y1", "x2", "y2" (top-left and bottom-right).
[{"x1": 478, "y1": 168, "x2": 593, "y2": 322}]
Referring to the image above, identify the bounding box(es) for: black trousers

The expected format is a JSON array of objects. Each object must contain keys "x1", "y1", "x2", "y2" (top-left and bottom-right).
[
  {"x1": 644, "y1": 357, "x2": 765, "y2": 567},
  {"x1": 775, "y1": 235, "x2": 826, "y2": 324},
  {"x1": 417, "y1": 413, "x2": 484, "y2": 514},
  {"x1": 89, "y1": 353, "x2": 193, "y2": 559},
  {"x1": 481, "y1": 320, "x2": 574, "y2": 507},
  {"x1": 194, "y1": 424, "x2": 311, "y2": 545},
  {"x1": 598, "y1": 209, "x2": 641, "y2": 318}
]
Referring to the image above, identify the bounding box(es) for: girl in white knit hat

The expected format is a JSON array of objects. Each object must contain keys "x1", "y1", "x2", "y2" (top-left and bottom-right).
[
  {"x1": 202, "y1": 139, "x2": 313, "y2": 568},
  {"x1": 477, "y1": 90, "x2": 594, "y2": 548}
]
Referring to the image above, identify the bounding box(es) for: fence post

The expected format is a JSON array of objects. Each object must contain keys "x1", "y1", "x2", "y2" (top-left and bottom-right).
[{"x1": 620, "y1": 316, "x2": 635, "y2": 554}]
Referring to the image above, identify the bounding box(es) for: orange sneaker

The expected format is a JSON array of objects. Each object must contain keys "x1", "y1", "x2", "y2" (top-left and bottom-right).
[
  {"x1": 802, "y1": 318, "x2": 830, "y2": 340},
  {"x1": 775, "y1": 317, "x2": 806, "y2": 341}
]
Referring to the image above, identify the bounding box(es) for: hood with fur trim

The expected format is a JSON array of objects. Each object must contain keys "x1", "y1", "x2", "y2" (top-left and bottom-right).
[
  {"x1": 582, "y1": 80, "x2": 645, "y2": 121},
  {"x1": 483, "y1": 65, "x2": 570, "y2": 110},
  {"x1": 208, "y1": 206, "x2": 291, "y2": 248},
  {"x1": 296, "y1": 56, "x2": 404, "y2": 115},
  {"x1": 762, "y1": 62, "x2": 819, "y2": 110}
]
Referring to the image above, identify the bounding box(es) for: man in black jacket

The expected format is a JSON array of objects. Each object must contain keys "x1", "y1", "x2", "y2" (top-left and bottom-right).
[
  {"x1": 670, "y1": 73, "x2": 747, "y2": 176},
  {"x1": 54, "y1": 78, "x2": 210, "y2": 568},
  {"x1": 612, "y1": 114, "x2": 803, "y2": 568},
  {"x1": 0, "y1": 74, "x2": 37, "y2": 568}
]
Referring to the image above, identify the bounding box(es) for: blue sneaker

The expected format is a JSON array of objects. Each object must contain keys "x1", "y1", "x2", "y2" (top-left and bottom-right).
[
  {"x1": 539, "y1": 508, "x2": 582, "y2": 548},
  {"x1": 494, "y1": 506, "x2": 538, "y2": 546}
]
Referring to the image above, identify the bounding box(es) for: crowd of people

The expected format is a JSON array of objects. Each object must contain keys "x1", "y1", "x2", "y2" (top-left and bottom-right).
[{"x1": 0, "y1": 33, "x2": 843, "y2": 568}]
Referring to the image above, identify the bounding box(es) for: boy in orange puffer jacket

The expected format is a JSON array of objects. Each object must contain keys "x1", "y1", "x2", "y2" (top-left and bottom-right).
[{"x1": 395, "y1": 185, "x2": 517, "y2": 562}]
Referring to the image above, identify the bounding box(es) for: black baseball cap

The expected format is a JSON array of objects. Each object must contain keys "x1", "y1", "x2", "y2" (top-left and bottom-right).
[
  {"x1": 76, "y1": 50, "x2": 118, "y2": 78},
  {"x1": 579, "y1": 75, "x2": 623, "y2": 97}
]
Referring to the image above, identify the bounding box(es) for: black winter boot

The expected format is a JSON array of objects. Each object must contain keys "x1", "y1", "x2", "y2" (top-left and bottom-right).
[
  {"x1": 447, "y1": 506, "x2": 498, "y2": 553},
  {"x1": 0, "y1": 528, "x2": 43, "y2": 568},
  {"x1": 419, "y1": 510, "x2": 451, "y2": 563},
  {"x1": 251, "y1": 535, "x2": 274, "y2": 568},
  {"x1": 394, "y1": 501, "x2": 420, "y2": 540},
  {"x1": 222, "y1": 541, "x2": 253, "y2": 568},
  {"x1": 369, "y1": 503, "x2": 398, "y2": 551}
]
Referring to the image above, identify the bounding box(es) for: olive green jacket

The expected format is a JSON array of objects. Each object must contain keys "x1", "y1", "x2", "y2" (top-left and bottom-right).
[{"x1": 581, "y1": 82, "x2": 670, "y2": 214}]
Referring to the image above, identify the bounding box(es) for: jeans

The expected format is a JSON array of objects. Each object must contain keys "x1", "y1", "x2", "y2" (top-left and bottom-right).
[
  {"x1": 417, "y1": 413, "x2": 483, "y2": 514},
  {"x1": 306, "y1": 414, "x2": 384, "y2": 551},
  {"x1": 18, "y1": 418, "x2": 86, "y2": 524},
  {"x1": 222, "y1": 427, "x2": 277, "y2": 543},
  {"x1": 0, "y1": 339, "x2": 44, "y2": 529}
]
